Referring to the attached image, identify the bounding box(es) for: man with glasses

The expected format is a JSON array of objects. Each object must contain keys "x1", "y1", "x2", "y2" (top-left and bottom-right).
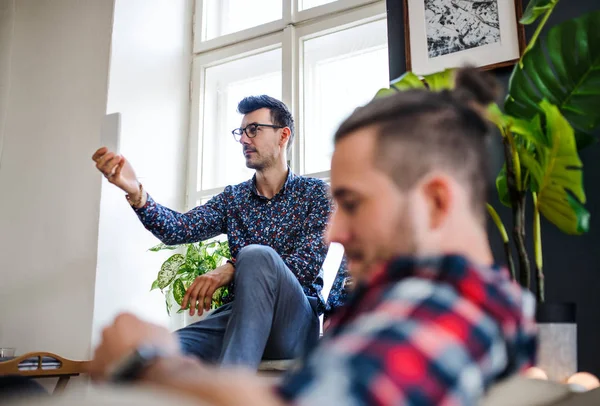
[{"x1": 92, "y1": 95, "x2": 345, "y2": 369}]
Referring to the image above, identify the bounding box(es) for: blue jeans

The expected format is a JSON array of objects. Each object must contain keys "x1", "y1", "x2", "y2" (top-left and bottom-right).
[{"x1": 176, "y1": 244, "x2": 320, "y2": 369}]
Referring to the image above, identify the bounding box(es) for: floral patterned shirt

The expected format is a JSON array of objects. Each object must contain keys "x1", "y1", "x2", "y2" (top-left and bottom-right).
[{"x1": 134, "y1": 170, "x2": 348, "y2": 314}]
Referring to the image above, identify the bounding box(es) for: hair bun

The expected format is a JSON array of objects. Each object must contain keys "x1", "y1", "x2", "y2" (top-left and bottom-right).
[{"x1": 453, "y1": 67, "x2": 500, "y2": 107}]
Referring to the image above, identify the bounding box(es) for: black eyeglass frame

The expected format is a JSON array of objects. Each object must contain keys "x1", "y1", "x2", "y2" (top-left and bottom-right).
[{"x1": 231, "y1": 123, "x2": 284, "y2": 142}]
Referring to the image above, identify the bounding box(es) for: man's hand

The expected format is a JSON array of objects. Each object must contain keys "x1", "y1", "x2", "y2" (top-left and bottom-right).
[
  {"x1": 89, "y1": 313, "x2": 180, "y2": 382},
  {"x1": 182, "y1": 263, "x2": 235, "y2": 316},
  {"x1": 92, "y1": 147, "x2": 141, "y2": 198}
]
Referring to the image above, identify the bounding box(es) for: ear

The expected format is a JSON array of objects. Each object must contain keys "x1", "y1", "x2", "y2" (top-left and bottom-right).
[
  {"x1": 280, "y1": 127, "x2": 291, "y2": 149},
  {"x1": 421, "y1": 175, "x2": 452, "y2": 230}
]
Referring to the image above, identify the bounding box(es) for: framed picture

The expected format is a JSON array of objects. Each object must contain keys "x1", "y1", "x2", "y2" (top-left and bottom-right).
[{"x1": 403, "y1": 0, "x2": 526, "y2": 75}]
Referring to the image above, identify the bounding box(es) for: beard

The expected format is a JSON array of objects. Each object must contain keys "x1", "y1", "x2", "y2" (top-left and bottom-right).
[
  {"x1": 244, "y1": 149, "x2": 276, "y2": 171},
  {"x1": 346, "y1": 201, "x2": 418, "y2": 284}
]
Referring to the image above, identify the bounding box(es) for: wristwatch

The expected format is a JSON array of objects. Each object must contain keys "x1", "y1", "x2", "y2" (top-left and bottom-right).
[{"x1": 106, "y1": 345, "x2": 165, "y2": 383}]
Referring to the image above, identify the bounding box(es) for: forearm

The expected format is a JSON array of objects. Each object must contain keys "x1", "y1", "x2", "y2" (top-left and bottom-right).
[
  {"x1": 140, "y1": 356, "x2": 286, "y2": 406},
  {"x1": 134, "y1": 194, "x2": 223, "y2": 245}
]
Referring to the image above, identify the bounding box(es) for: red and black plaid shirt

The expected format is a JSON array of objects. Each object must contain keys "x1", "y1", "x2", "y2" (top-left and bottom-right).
[{"x1": 278, "y1": 255, "x2": 537, "y2": 405}]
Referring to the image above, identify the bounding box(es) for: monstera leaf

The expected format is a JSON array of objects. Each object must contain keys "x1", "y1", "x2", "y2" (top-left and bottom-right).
[
  {"x1": 505, "y1": 10, "x2": 600, "y2": 149},
  {"x1": 521, "y1": 101, "x2": 589, "y2": 235}
]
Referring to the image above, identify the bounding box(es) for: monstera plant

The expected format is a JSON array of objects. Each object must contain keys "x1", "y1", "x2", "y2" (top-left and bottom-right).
[
  {"x1": 149, "y1": 240, "x2": 231, "y2": 315},
  {"x1": 377, "y1": 1, "x2": 600, "y2": 303}
]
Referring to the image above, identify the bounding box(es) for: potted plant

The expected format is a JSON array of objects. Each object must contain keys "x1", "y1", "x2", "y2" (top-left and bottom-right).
[
  {"x1": 377, "y1": 0, "x2": 599, "y2": 381},
  {"x1": 149, "y1": 240, "x2": 231, "y2": 322}
]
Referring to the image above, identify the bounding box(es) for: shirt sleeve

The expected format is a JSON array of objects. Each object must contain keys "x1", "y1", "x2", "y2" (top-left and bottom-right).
[
  {"x1": 324, "y1": 257, "x2": 351, "y2": 316},
  {"x1": 277, "y1": 280, "x2": 512, "y2": 406},
  {"x1": 278, "y1": 181, "x2": 331, "y2": 291},
  {"x1": 133, "y1": 191, "x2": 228, "y2": 245}
]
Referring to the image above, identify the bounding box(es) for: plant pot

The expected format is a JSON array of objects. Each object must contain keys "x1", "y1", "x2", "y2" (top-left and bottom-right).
[{"x1": 535, "y1": 302, "x2": 577, "y2": 382}]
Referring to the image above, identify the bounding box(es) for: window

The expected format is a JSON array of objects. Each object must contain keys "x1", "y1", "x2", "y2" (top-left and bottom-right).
[
  {"x1": 202, "y1": 0, "x2": 282, "y2": 41},
  {"x1": 301, "y1": 19, "x2": 389, "y2": 174},
  {"x1": 189, "y1": 0, "x2": 389, "y2": 290},
  {"x1": 299, "y1": 0, "x2": 337, "y2": 10},
  {"x1": 200, "y1": 48, "x2": 282, "y2": 190}
]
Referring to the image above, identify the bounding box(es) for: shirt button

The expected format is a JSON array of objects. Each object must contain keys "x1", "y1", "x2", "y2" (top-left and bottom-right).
[{"x1": 267, "y1": 201, "x2": 272, "y2": 205}]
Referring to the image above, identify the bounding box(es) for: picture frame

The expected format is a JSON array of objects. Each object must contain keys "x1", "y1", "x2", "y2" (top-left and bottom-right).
[{"x1": 403, "y1": 0, "x2": 526, "y2": 75}]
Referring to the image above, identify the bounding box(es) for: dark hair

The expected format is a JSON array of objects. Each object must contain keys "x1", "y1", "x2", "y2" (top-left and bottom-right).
[
  {"x1": 237, "y1": 95, "x2": 295, "y2": 154},
  {"x1": 334, "y1": 67, "x2": 500, "y2": 220}
]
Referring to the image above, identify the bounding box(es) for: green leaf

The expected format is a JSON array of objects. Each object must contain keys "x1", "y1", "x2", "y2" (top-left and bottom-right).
[
  {"x1": 375, "y1": 87, "x2": 397, "y2": 98},
  {"x1": 207, "y1": 255, "x2": 217, "y2": 270},
  {"x1": 496, "y1": 166, "x2": 511, "y2": 207},
  {"x1": 512, "y1": 115, "x2": 548, "y2": 150},
  {"x1": 534, "y1": 101, "x2": 588, "y2": 235},
  {"x1": 487, "y1": 103, "x2": 510, "y2": 129},
  {"x1": 423, "y1": 69, "x2": 455, "y2": 91},
  {"x1": 505, "y1": 10, "x2": 600, "y2": 150},
  {"x1": 165, "y1": 288, "x2": 172, "y2": 316},
  {"x1": 487, "y1": 104, "x2": 547, "y2": 150},
  {"x1": 519, "y1": 150, "x2": 543, "y2": 193},
  {"x1": 150, "y1": 279, "x2": 160, "y2": 291},
  {"x1": 148, "y1": 243, "x2": 179, "y2": 252},
  {"x1": 390, "y1": 72, "x2": 425, "y2": 91},
  {"x1": 216, "y1": 241, "x2": 231, "y2": 259},
  {"x1": 520, "y1": 0, "x2": 559, "y2": 25},
  {"x1": 566, "y1": 193, "x2": 591, "y2": 234},
  {"x1": 185, "y1": 244, "x2": 201, "y2": 265},
  {"x1": 156, "y1": 253, "x2": 185, "y2": 289},
  {"x1": 172, "y1": 278, "x2": 186, "y2": 307},
  {"x1": 375, "y1": 69, "x2": 455, "y2": 100}
]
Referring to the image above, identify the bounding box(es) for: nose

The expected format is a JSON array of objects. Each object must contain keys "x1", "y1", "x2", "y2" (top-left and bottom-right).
[
  {"x1": 325, "y1": 210, "x2": 349, "y2": 246},
  {"x1": 239, "y1": 130, "x2": 252, "y2": 145}
]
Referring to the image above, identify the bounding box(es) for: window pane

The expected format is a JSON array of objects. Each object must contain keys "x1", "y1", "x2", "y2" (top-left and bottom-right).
[
  {"x1": 203, "y1": 0, "x2": 282, "y2": 41},
  {"x1": 299, "y1": 0, "x2": 337, "y2": 11},
  {"x1": 302, "y1": 19, "x2": 389, "y2": 174},
  {"x1": 200, "y1": 48, "x2": 282, "y2": 190},
  {"x1": 322, "y1": 242, "x2": 345, "y2": 302}
]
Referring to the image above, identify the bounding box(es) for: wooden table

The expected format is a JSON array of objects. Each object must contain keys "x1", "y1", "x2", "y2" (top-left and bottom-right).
[{"x1": 0, "y1": 352, "x2": 90, "y2": 394}]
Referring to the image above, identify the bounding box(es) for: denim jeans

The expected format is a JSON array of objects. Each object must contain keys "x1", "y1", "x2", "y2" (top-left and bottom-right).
[{"x1": 176, "y1": 244, "x2": 320, "y2": 370}]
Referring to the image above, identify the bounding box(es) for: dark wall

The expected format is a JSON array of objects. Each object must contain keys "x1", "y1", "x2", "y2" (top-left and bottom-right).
[{"x1": 386, "y1": 0, "x2": 600, "y2": 375}]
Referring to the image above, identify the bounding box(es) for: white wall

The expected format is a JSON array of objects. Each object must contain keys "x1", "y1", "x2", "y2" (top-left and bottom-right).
[
  {"x1": 0, "y1": 0, "x2": 15, "y2": 162},
  {"x1": 0, "y1": 0, "x2": 114, "y2": 359},
  {"x1": 92, "y1": 0, "x2": 192, "y2": 346}
]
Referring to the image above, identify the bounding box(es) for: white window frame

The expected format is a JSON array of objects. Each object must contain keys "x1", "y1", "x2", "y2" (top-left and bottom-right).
[{"x1": 188, "y1": 0, "x2": 387, "y2": 208}]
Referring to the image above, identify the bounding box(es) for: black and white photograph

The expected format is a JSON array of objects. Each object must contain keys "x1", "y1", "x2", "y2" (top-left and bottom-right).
[
  {"x1": 425, "y1": 0, "x2": 500, "y2": 58},
  {"x1": 403, "y1": 0, "x2": 525, "y2": 74}
]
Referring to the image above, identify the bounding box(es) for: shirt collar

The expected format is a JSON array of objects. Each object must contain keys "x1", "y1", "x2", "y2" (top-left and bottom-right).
[{"x1": 250, "y1": 167, "x2": 296, "y2": 199}]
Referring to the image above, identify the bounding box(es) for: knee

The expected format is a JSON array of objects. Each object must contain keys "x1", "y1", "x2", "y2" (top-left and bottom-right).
[
  {"x1": 235, "y1": 244, "x2": 280, "y2": 281},
  {"x1": 236, "y1": 244, "x2": 277, "y2": 263}
]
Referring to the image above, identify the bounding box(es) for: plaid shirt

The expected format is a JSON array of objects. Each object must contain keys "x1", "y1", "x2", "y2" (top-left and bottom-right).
[
  {"x1": 278, "y1": 255, "x2": 537, "y2": 405},
  {"x1": 133, "y1": 170, "x2": 349, "y2": 314}
]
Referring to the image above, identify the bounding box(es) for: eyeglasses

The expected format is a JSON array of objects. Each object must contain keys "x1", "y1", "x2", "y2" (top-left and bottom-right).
[{"x1": 231, "y1": 123, "x2": 283, "y2": 142}]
